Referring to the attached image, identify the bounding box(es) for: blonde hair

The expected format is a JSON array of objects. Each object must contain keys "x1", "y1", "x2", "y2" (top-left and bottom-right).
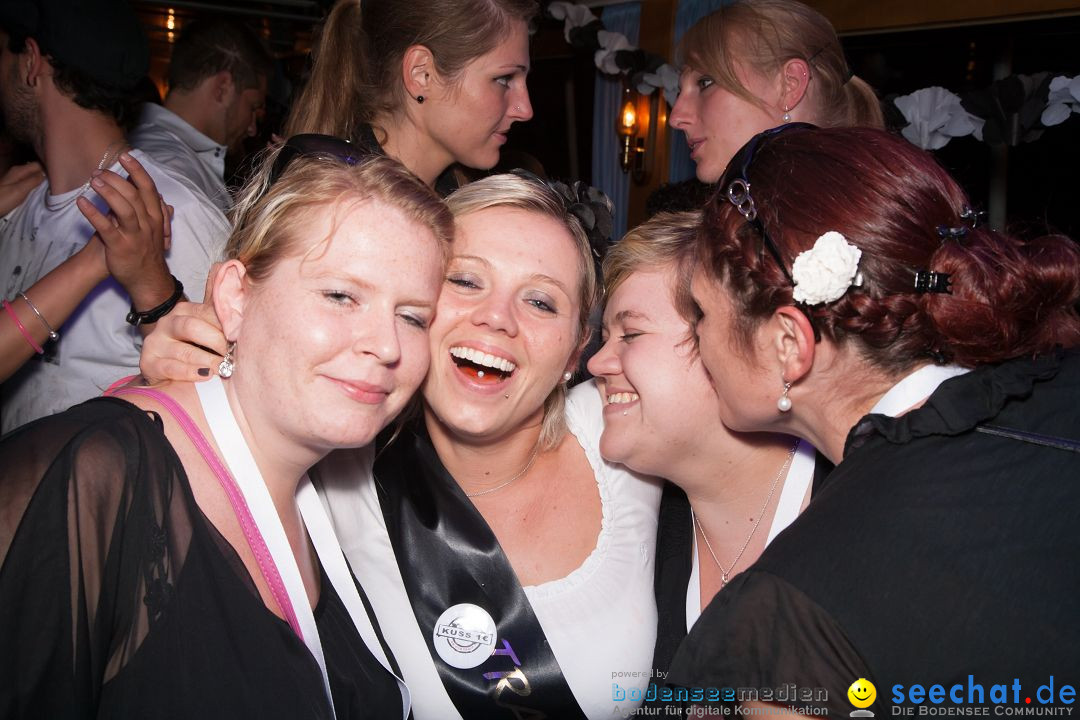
[
  {"x1": 227, "y1": 150, "x2": 454, "y2": 282},
  {"x1": 604, "y1": 211, "x2": 702, "y2": 300},
  {"x1": 679, "y1": 0, "x2": 883, "y2": 129},
  {"x1": 445, "y1": 174, "x2": 601, "y2": 451},
  {"x1": 285, "y1": 0, "x2": 538, "y2": 144}
]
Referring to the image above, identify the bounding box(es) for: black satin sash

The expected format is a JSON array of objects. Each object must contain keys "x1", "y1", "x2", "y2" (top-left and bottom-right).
[{"x1": 374, "y1": 425, "x2": 588, "y2": 720}]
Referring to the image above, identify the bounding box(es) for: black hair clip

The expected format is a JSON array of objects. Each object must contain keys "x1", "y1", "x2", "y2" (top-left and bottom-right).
[
  {"x1": 936, "y1": 224, "x2": 969, "y2": 240},
  {"x1": 510, "y1": 169, "x2": 615, "y2": 273},
  {"x1": 927, "y1": 348, "x2": 949, "y2": 364},
  {"x1": 914, "y1": 270, "x2": 952, "y2": 294},
  {"x1": 549, "y1": 179, "x2": 615, "y2": 264},
  {"x1": 269, "y1": 134, "x2": 361, "y2": 186}
]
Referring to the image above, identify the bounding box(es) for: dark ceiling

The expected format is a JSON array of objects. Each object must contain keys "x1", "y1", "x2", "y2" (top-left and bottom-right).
[{"x1": 132, "y1": 0, "x2": 329, "y2": 94}]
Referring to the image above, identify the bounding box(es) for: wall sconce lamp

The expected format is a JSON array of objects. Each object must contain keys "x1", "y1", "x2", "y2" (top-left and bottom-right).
[
  {"x1": 616, "y1": 83, "x2": 658, "y2": 182},
  {"x1": 617, "y1": 86, "x2": 642, "y2": 174}
]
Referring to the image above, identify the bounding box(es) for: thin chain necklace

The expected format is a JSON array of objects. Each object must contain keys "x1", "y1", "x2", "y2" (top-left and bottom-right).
[
  {"x1": 464, "y1": 444, "x2": 540, "y2": 498},
  {"x1": 45, "y1": 141, "x2": 127, "y2": 211},
  {"x1": 692, "y1": 440, "x2": 799, "y2": 588}
]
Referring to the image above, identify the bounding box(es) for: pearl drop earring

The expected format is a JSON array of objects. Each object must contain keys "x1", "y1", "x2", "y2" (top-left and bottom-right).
[
  {"x1": 777, "y1": 381, "x2": 792, "y2": 412},
  {"x1": 782, "y1": 105, "x2": 791, "y2": 123}
]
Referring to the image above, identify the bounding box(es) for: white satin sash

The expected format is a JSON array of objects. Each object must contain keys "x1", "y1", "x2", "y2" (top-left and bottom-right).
[{"x1": 196, "y1": 376, "x2": 410, "y2": 720}]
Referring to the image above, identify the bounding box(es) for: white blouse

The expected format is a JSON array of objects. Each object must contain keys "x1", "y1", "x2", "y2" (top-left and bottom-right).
[{"x1": 314, "y1": 380, "x2": 662, "y2": 720}]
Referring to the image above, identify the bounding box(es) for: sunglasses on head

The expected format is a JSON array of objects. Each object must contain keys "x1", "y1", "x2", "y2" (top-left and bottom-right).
[
  {"x1": 717, "y1": 122, "x2": 822, "y2": 341},
  {"x1": 268, "y1": 133, "x2": 364, "y2": 186}
]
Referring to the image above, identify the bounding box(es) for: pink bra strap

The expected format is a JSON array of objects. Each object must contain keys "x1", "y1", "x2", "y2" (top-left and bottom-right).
[{"x1": 105, "y1": 385, "x2": 304, "y2": 639}]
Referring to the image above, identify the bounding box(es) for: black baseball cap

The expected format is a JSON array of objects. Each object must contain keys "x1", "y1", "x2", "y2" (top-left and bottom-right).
[{"x1": 0, "y1": 0, "x2": 149, "y2": 89}]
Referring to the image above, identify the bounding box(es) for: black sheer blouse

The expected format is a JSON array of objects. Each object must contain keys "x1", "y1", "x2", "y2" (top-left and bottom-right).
[{"x1": 0, "y1": 397, "x2": 400, "y2": 719}]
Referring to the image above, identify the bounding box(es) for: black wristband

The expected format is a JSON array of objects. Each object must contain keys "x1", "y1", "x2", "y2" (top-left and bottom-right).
[{"x1": 126, "y1": 274, "x2": 184, "y2": 326}]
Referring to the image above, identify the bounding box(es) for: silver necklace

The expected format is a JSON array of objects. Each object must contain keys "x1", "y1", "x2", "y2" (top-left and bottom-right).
[
  {"x1": 692, "y1": 440, "x2": 799, "y2": 587},
  {"x1": 45, "y1": 141, "x2": 126, "y2": 211},
  {"x1": 464, "y1": 444, "x2": 540, "y2": 498}
]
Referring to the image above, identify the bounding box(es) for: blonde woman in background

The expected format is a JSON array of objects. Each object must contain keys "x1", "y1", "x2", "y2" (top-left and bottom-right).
[{"x1": 670, "y1": 0, "x2": 883, "y2": 183}]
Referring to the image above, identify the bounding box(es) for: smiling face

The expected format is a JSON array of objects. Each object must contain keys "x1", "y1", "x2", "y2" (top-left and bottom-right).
[
  {"x1": 587, "y1": 266, "x2": 727, "y2": 476},
  {"x1": 425, "y1": 19, "x2": 533, "y2": 171},
  {"x1": 847, "y1": 679, "x2": 877, "y2": 709},
  {"x1": 422, "y1": 206, "x2": 583, "y2": 443},
  {"x1": 230, "y1": 198, "x2": 444, "y2": 453},
  {"x1": 669, "y1": 63, "x2": 781, "y2": 183}
]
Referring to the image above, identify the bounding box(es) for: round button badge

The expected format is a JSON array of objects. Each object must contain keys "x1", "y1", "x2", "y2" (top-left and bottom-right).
[{"x1": 432, "y1": 603, "x2": 498, "y2": 669}]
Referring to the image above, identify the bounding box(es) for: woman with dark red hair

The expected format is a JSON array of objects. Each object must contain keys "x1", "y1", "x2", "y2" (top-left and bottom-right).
[{"x1": 670, "y1": 124, "x2": 1080, "y2": 714}]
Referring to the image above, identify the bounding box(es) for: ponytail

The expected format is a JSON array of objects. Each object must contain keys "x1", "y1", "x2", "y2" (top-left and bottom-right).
[
  {"x1": 837, "y1": 75, "x2": 884, "y2": 129},
  {"x1": 680, "y1": 0, "x2": 885, "y2": 131},
  {"x1": 283, "y1": 0, "x2": 537, "y2": 146},
  {"x1": 284, "y1": 0, "x2": 372, "y2": 143}
]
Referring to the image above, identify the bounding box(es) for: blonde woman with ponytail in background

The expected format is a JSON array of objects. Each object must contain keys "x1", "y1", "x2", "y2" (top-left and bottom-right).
[
  {"x1": 670, "y1": 0, "x2": 883, "y2": 183},
  {"x1": 286, "y1": 0, "x2": 536, "y2": 191}
]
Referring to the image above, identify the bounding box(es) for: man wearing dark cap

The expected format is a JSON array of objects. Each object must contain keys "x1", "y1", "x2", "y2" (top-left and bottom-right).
[
  {"x1": 0, "y1": 0, "x2": 228, "y2": 432},
  {"x1": 131, "y1": 17, "x2": 272, "y2": 211}
]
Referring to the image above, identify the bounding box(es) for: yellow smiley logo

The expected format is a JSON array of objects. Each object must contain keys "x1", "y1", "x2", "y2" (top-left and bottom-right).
[{"x1": 848, "y1": 678, "x2": 877, "y2": 709}]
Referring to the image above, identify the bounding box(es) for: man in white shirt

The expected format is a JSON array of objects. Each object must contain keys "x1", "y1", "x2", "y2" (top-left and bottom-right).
[
  {"x1": 0, "y1": 0, "x2": 228, "y2": 432},
  {"x1": 130, "y1": 18, "x2": 271, "y2": 212}
]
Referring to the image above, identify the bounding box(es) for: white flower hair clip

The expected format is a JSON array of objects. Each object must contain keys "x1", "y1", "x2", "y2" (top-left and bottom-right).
[{"x1": 790, "y1": 231, "x2": 864, "y2": 305}]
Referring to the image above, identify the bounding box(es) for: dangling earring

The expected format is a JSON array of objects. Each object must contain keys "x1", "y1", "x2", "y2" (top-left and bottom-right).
[
  {"x1": 782, "y1": 105, "x2": 791, "y2": 123},
  {"x1": 415, "y1": 95, "x2": 425, "y2": 104},
  {"x1": 777, "y1": 381, "x2": 792, "y2": 412},
  {"x1": 218, "y1": 342, "x2": 236, "y2": 379}
]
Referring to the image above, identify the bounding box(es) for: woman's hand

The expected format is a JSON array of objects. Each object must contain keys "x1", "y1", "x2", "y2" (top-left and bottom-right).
[{"x1": 140, "y1": 300, "x2": 228, "y2": 383}]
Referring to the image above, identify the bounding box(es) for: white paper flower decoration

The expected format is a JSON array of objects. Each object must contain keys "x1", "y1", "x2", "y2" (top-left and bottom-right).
[
  {"x1": 894, "y1": 87, "x2": 984, "y2": 150},
  {"x1": 548, "y1": 1, "x2": 597, "y2": 43},
  {"x1": 594, "y1": 30, "x2": 632, "y2": 76},
  {"x1": 639, "y1": 63, "x2": 680, "y2": 106},
  {"x1": 790, "y1": 231, "x2": 863, "y2": 305},
  {"x1": 1041, "y1": 75, "x2": 1080, "y2": 126}
]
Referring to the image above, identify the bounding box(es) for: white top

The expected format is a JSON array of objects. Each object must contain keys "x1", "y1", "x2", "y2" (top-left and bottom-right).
[
  {"x1": 685, "y1": 439, "x2": 817, "y2": 631},
  {"x1": 130, "y1": 103, "x2": 231, "y2": 212},
  {"x1": 0, "y1": 149, "x2": 228, "y2": 432},
  {"x1": 315, "y1": 380, "x2": 663, "y2": 720}
]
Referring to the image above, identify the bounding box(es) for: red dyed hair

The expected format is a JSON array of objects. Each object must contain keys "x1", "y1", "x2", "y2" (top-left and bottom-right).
[{"x1": 694, "y1": 127, "x2": 1080, "y2": 370}]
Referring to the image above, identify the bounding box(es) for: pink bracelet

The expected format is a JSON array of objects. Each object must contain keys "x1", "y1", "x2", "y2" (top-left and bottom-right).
[{"x1": 3, "y1": 298, "x2": 44, "y2": 354}]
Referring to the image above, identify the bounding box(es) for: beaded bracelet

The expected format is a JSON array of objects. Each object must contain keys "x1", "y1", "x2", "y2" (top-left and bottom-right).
[
  {"x1": 17, "y1": 291, "x2": 59, "y2": 341},
  {"x1": 3, "y1": 298, "x2": 44, "y2": 354}
]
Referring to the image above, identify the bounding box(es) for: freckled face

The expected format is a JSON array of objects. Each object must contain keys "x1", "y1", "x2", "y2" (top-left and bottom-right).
[
  {"x1": 423, "y1": 206, "x2": 583, "y2": 442},
  {"x1": 586, "y1": 267, "x2": 726, "y2": 475},
  {"x1": 231, "y1": 198, "x2": 444, "y2": 452}
]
